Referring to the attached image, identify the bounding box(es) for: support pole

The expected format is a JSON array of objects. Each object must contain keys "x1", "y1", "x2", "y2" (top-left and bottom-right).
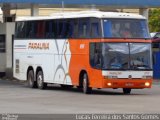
[
  {"x1": 2, "y1": 3, "x2": 11, "y2": 23},
  {"x1": 31, "y1": 4, "x2": 39, "y2": 16}
]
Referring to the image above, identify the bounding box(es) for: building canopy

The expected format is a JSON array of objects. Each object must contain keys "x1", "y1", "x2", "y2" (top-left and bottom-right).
[{"x1": 0, "y1": 0, "x2": 160, "y2": 8}]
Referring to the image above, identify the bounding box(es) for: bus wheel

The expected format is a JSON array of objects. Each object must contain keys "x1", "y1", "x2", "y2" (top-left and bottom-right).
[
  {"x1": 83, "y1": 73, "x2": 92, "y2": 94},
  {"x1": 37, "y1": 71, "x2": 47, "y2": 89},
  {"x1": 27, "y1": 70, "x2": 37, "y2": 88},
  {"x1": 123, "y1": 88, "x2": 131, "y2": 94}
]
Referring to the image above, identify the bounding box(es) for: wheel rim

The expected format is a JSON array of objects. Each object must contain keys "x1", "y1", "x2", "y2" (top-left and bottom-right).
[
  {"x1": 83, "y1": 76, "x2": 87, "y2": 92},
  {"x1": 29, "y1": 75, "x2": 33, "y2": 86},
  {"x1": 37, "y1": 75, "x2": 43, "y2": 87}
]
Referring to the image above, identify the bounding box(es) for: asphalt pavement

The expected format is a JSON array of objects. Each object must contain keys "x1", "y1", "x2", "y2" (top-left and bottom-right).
[{"x1": 0, "y1": 78, "x2": 160, "y2": 114}]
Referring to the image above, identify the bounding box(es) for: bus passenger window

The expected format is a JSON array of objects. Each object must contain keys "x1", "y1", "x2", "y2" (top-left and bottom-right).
[
  {"x1": 79, "y1": 24, "x2": 87, "y2": 38},
  {"x1": 26, "y1": 22, "x2": 32, "y2": 38},
  {"x1": 103, "y1": 20, "x2": 112, "y2": 38},
  {"x1": 56, "y1": 19, "x2": 74, "y2": 39},
  {"x1": 45, "y1": 20, "x2": 56, "y2": 38},
  {"x1": 57, "y1": 21, "x2": 65, "y2": 38},
  {"x1": 61, "y1": 21, "x2": 69, "y2": 38},
  {"x1": 103, "y1": 19, "x2": 150, "y2": 39},
  {"x1": 15, "y1": 22, "x2": 26, "y2": 38},
  {"x1": 78, "y1": 19, "x2": 90, "y2": 38},
  {"x1": 72, "y1": 19, "x2": 78, "y2": 38},
  {"x1": 28, "y1": 21, "x2": 37, "y2": 38},
  {"x1": 66, "y1": 20, "x2": 74, "y2": 38},
  {"x1": 90, "y1": 18, "x2": 101, "y2": 38},
  {"x1": 36, "y1": 21, "x2": 45, "y2": 38},
  {"x1": 91, "y1": 23, "x2": 100, "y2": 38}
]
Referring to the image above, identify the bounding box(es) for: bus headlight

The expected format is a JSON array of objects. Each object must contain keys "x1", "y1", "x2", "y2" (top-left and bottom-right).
[
  {"x1": 145, "y1": 82, "x2": 150, "y2": 87},
  {"x1": 107, "y1": 82, "x2": 112, "y2": 86}
]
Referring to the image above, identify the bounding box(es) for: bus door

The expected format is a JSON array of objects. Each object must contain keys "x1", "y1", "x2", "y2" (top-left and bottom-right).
[
  {"x1": 89, "y1": 19, "x2": 112, "y2": 87},
  {"x1": 89, "y1": 18, "x2": 102, "y2": 87}
]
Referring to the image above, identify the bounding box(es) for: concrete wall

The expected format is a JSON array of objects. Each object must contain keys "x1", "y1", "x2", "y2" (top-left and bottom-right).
[
  {"x1": 5, "y1": 22, "x2": 15, "y2": 78},
  {"x1": 0, "y1": 23, "x2": 6, "y2": 75},
  {"x1": 0, "y1": 22, "x2": 15, "y2": 77}
]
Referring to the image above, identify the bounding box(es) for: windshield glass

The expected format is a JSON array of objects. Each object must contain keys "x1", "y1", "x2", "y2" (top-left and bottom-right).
[
  {"x1": 90, "y1": 43, "x2": 152, "y2": 70},
  {"x1": 102, "y1": 43, "x2": 129, "y2": 69},
  {"x1": 130, "y1": 43, "x2": 151, "y2": 70},
  {"x1": 103, "y1": 19, "x2": 150, "y2": 39}
]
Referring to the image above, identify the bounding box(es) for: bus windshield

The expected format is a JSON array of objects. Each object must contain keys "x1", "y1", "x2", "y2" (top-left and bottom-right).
[
  {"x1": 90, "y1": 43, "x2": 152, "y2": 70},
  {"x1": 103, "y1": 19, "x2": 150, "y2": 39},
  {"x1": 102, "y1": 43, "x2": 152, "y2": 70}
]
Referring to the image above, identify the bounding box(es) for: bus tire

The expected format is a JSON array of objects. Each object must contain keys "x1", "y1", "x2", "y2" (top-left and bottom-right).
[
  {"x1": 27, "y1": 70, "x2": 37, "y2": 88},
  {"x1": 123, "y1": 88, "x2": 131, "y2": 94},
  {"x1": 37, "y1": 71, "x2": 47, "y2": 89},
  {"x1": 83, "y1": 73, "x2": 92, "y2": 94}
]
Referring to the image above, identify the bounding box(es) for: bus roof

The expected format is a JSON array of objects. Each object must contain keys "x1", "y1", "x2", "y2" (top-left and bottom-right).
[{"x1": 16, "y1": 10, "x2": 146, "y2": 21}]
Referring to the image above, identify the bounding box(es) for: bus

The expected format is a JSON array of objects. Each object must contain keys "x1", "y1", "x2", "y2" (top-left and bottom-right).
[
  {"x1": 152, "y1": 38, "x2": 160, "y2": 79},
  {"x1": 14, "y1": 11, "x2": 153, "y2": 94}
]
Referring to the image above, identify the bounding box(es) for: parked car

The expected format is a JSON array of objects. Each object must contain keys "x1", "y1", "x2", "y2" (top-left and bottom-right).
[{"x1": 150, "y1": 32, "x2": 160, "y2": 41}]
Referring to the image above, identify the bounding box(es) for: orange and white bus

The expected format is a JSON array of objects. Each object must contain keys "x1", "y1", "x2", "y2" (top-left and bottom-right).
[{"x1": 14, "y1": 11, "x2": 152, "y2": 94}]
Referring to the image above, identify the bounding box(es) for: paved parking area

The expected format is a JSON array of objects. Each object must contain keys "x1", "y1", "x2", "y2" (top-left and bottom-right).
[{"x1": 0, "y1": 79, "x2": 160, "y2": 114}]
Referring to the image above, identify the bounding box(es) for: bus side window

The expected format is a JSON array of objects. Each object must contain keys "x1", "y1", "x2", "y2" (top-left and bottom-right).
[
  {"x1": 78, "y1": 18, "x2": 90, "y2": 38},
  {"x1": 72, "y1": 19, "x2": 78, "y2": 38},
  {"x1": 90, "y1": 18, "x2": 101, "y2": 38},
  {"x1": 61, "y1": 21, "x2": 67, "y2": 38},
  {"x1": 15, "y1": 22, "x2": 26, "y2": 38},
  {"x1": 66, "y1": 19, "x2": 74, "y2": 38},
  {"x1": 26, "y1": 22, "x2": 32, "y2": 38},
  {"x1": 91, "y1": 23, "x2": 99, "y2": 38},
  {"x1": 28, "y1": 21, "x2": 37, "y2": 38},
  {"x1": 45, "y1": 20, "x2": 56, "y2": 38},
  {"x1": 57, "y1": 20, "x2": 64, "y2": 38},
  {"x1": 103, "y1": 20, "x2": 112, "y2": 38},
  {"x1": 45, "y1": 20, "x2": 50, "y2": 38},
  {"x1": 58, "y1": 19, "x2": 75, "y2": 39},
  {"x1": 57, "y1": 20, "x2": 63, "y2": 38},
  {"x1": 36, "y1": 21, "x2": 45, "y2": 38}
]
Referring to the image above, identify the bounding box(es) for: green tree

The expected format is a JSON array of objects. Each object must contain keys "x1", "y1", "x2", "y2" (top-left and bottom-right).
[{"x1": 149, "y1": 8, "x2": 160, "y2": 32}]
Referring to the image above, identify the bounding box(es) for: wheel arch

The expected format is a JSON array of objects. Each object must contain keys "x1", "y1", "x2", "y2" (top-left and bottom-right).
[
  {"x1": 27, "y1": 66, "x2": 34, "y2": 80},
  {"x1": 36, "y1": 66, "x2": 43, "y2": 80},
  {"x1": 79, "y1": 69, "x2": 88, "y2": 87}
]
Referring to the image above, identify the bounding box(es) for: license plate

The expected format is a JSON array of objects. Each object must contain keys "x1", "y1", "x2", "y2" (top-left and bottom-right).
[{"x1": 125, "y1": 83, "x2": 134, "y2": 86}]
